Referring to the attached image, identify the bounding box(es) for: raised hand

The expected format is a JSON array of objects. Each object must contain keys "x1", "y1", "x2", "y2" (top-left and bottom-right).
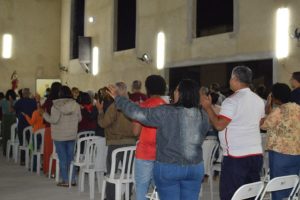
[{"x1": 106, "y1": 84, "x2": 119, "y2": 99}]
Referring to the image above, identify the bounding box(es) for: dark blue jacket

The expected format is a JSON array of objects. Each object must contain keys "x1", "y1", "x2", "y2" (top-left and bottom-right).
[
  {"x1": 114, "y1": 96, "x2": 209, "y2": 165},
  {"x1": 291, "y1": 88, "x2": 300, "y2": 105},
  {"x1": 14, "y1": 98, "x2": 37, "y2": 132}
]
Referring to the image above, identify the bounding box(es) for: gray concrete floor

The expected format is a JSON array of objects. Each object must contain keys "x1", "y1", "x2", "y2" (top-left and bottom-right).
[{"x1": 0, "y1": 153, "x2": 220, "y2": 200}]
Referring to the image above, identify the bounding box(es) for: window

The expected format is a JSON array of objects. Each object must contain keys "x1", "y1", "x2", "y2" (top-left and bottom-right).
[
  {"x1": 115, "y1": 0, "x2": 136, "y2": 51},
  {"x1": 70, "y1": 0, "x2": 85, "y2": 59},
  {"x1": 196, "y1": 0, "x2": 233, "y2": 37}
]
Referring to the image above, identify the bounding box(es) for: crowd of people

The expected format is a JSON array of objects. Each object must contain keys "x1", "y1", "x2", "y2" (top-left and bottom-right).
[{"x1": 0, "y1": 67, "x2": 299, "y2": 200}]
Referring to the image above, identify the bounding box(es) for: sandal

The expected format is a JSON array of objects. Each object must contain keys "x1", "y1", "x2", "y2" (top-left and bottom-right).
[{"x1": 57, "y1": 182, "x2": 69, "y2": 187}]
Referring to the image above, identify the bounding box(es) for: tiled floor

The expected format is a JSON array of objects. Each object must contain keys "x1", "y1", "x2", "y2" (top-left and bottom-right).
[{"x1": 0, "y1": 153, "x2": 220, "y2": 200}]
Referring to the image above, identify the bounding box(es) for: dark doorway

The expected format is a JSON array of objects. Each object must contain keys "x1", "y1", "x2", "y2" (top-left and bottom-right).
[{"x1": 169, "y1": 59, "x2": 273, "y2": 95}]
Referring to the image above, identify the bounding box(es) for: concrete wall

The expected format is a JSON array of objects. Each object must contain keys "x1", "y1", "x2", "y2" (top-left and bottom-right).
[
  {"x1": 0, "y1": 0, "x2": 61, "y2": 94},
  {"x1": 60, "y1": 0, "x2": 300, "y2": 91}
]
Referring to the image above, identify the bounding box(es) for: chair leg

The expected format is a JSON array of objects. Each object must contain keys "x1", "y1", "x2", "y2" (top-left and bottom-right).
[
  {"x1": 37, "y1": 154, "x2": 40, "y2": 175},
  {"x1": 56, "y1": 159, "x2": 59, "y2": 183},
  {"x1": 26, "y1": 150, "x2": 30, "y2": 169},
  {"x1": 115, "y1": 184, "x2": 122, "y2": 200},
  {"x1": 89, "y1": 172, "x2": 95, "y2": 199},
  {"x1": 69, "y1": 164, "x2": 73, "y2": 188},
  {"x1": 30, "y1": 154, "x2": 34, "y2": 172},
  {"x1": 101, "y1": 180, "x2": 106, "y2": 200},
  {"x1": 96, "y1": 172, "x2": 103, "y2": 193},
  {"x1": 80, "y1": 170, "x2": 85, "y2": 192},
  {"x1": 14, "y1": 145, "x2": 18, "y2": 163},
  {"x1": 125, "y1": 183, "x2": 129, "y2": 200},
  {"x1": 48, "y1": 157, "x2": 53, "y2": 179},
  {"x1": 6, "y1": 144, "x2": 10, "y2": 161},
  {"x1": 209, "y1": 172, "x2": 214, "y2": 200}
]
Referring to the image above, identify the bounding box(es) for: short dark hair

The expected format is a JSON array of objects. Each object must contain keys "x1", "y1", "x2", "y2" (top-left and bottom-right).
[
  {"x1": 49, "y1": 82, "x2": 62, "y2": 100},
  {"x1": 145, "y1": 75, "x2": 166, "y2": 96},
  {"x1": 175, "y1": 79, "x2": 200, "y2": 108},
  {"x1": 232, "y1": 66, "x2": 253, "y2": 85},
  {"x1": 58, "y1": 85, "x2": 73, "y2": 99},
  {"x1": 271, "y1": 83, "x2": 291, "y2": 104},
  {"x1": 292, "y1": 71, "x2": 300, "y2": 83},
  {"x1": 5, "y1": 89, "x2": 17, "y2": 100},
  {"x1": 78, "y1": 92, "x2": 91, "y2": 105}
]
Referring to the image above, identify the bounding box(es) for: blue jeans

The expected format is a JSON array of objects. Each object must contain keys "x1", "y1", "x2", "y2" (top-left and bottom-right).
[
  {"x1": 153, "y1": 161, "x2": 204, "y2": 200},
  {"x1": 135, "y1": 159, "x2": 155, "y2": 200},
  {"x1": 269, "y1": 151, "x2": 300, "y2": 200},
  {"x1": 54, "y1": 140, "x2": 75, "y2": 183}
]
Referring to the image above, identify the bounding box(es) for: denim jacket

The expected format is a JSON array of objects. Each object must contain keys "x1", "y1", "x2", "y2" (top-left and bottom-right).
[{"x1": 115, "y1": 96, "x2": 209, "y2": 165}]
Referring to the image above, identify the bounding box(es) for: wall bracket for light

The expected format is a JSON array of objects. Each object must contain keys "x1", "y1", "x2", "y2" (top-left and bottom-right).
[{"x1": 137, "y1": 53, "x2": 152, "y2": 64}]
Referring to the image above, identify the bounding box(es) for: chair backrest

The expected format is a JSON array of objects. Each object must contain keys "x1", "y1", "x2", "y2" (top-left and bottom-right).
[
  {"x1": 84, "y1": 138, "x2": 104, "y2": 170},
  {"x1": 231, "y1": 181, "x2": 264, "y2": 200},
  {"x1": 259, "y1": 175, "x2": 299, "y2": 200},
  {"x1": 32, "y1": 128, "x2": 45, "y2": 153},
  {"x1": 74, "y1": 136, "x2": 100, "y2": 163},
  {"x1": 22, "y1": 126, "x2": 33, "y2": 147},
  {"x1": 109, "y1": 146, "x2": 136, "y2": 181},
  {"x1": 10, "y1": 123, "x2": 18, "y2": 143},
  {"x1": 77, "y1": 131, "x2": 95, "y2": 139}
]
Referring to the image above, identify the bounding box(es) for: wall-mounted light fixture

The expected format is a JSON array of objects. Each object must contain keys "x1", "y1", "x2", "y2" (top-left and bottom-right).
[
  {"x1": 92, "y1": 46, "x2": 99, "y2": 76},
  {"x1": 2, "y1": 34, "x2": 13, "y2": 59},
  {"x1": 137, "y1": 53, "x2": 151, "y2": 64},
  {"x1": 276, "y1": 7, "x2": 290, "y2": 59},
  {"x1": 156, "y1": 31, "x2": 165, "y2": 69},
  {"x1": 88, "y1": 17, "x2": 94, "y2": 23}
]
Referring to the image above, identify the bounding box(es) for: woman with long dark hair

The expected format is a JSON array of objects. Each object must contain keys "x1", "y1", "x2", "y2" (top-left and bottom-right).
[{"x1": 106, "y1": 79, "x2": 209, "y2": 200}]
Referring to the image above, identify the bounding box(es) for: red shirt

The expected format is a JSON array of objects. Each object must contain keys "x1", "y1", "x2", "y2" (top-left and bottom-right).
[{"x1": 135, "y1": 97, "x2": 166, "y2": 160}]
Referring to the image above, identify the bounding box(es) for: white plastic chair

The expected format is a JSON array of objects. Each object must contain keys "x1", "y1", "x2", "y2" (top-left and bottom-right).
[
  {"x1": 18, "y1": 126, "x2": 33, "y2": 169},
  {"x1": 48, "y1": 141, "x2": 60, "y2": 182},
  {"x1": 291, "y1": 179, "x2": 300, "y2": 200},
  {"x1": 146, "y1": 187, "x2": 160, "y2": 200},
  {"x1": 69, "y1": 136, "x2": 100, "y2": 189},
  {"x1": 79, "y1": 137, "x2": 106, "y2": 199},
  {"x1": 231, "y1": 181, "x2": 264, "y2": 200},
  {"x1": 77, "y1": 131, "x2": 95, "y2": 139},
  {"x1": 208, "y1": 142, "x2": 221, "y2": 200},
  {"x1": 259, "y1": 175, "x2": 299, "y2": 200},
  {"x1": 101, "y1": 146, "x2": 136, "y2": 200},
  {"x1": 6, "y1": 123, "x2": 19, "y2": 163},
  {"x1": 30, "y1": 128, "x2": 45, "y2": 175}
]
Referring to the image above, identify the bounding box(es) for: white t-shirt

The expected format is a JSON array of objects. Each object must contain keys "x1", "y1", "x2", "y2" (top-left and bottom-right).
[{"x1": 219, "y1": 88, "x2": 265, "y2": 157}]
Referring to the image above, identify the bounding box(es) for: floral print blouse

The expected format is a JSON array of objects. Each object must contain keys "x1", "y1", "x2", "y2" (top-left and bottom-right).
[{"x1": 261, "y1": 103, "x2": 300, "y2": 155}]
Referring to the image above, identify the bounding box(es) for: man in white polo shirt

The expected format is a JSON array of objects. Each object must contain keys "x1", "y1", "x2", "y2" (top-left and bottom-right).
[{"x1": 201, "y1": 66, "x2": 265, "y2": 200}]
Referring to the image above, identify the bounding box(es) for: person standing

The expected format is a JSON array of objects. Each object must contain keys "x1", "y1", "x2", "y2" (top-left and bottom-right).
[
  {"x1": 1, "y1": 89, "x2": 17, "y2": 156},
  {"x1": 261, "y1": 83, "x2": 300, "y2": 200},
  {"x1": 201, "y1": 66, "x2": 265, "y2": 200},
  {"x1": 96, "y1": 82, "x2": 136, "y2": 200},
  {"x1": 133, "y1": 75, "x2": 167, "y2": 200},
  {"x1": 42, "y1": 86, "x2": 81, "y2": 186},
  {"x1": 14, "y1": 88, "x2": 37, "y2": 165},
  {"x1": 129, "y1": 80, "x2": 147, "y2": 103},
  {"x1": 41, "y1": 82, "x2": 62, "y2": 175},
  {"x1": 106, "y1": 79, "x2": 209, "y2": 200},
  {"x1": 290, "y1": 71, "x2": 300, "y2": 105}
]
